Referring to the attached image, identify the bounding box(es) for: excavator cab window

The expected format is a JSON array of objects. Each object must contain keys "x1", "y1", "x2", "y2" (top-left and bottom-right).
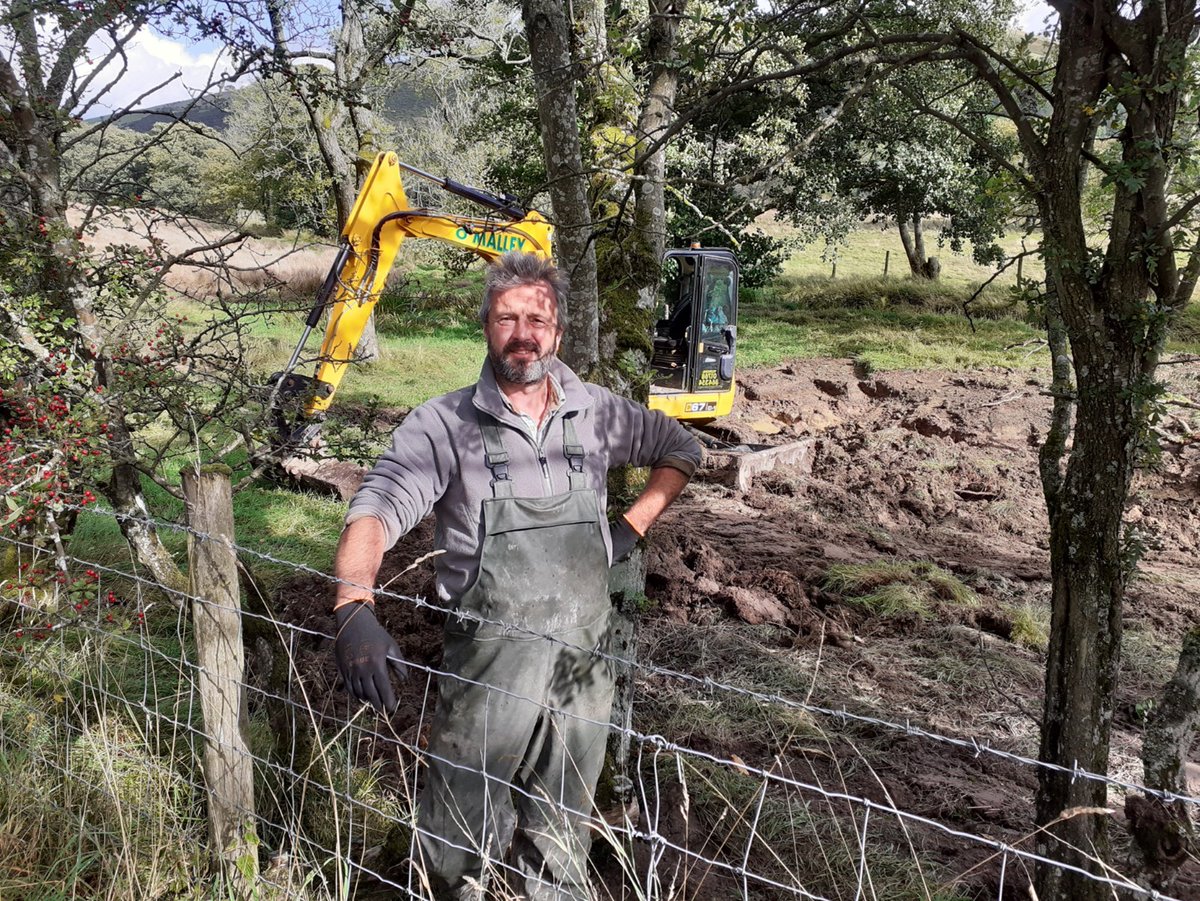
[
  {"x1": 651, "y1": 248, "x2": 738, "y2": 400},
  {"x1": 695, "y1": 255, "x2": 737, "y2": 386},
  {"x1": 652, "y1": 255, "x2": 695, "y2": 391}
]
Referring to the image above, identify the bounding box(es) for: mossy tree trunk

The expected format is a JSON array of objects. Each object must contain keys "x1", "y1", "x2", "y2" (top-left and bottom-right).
[
  {"x1": 1128, "y1": 628, "x2": 1200, "y2": 886},
  {"x1": 522, "y1": 0, "x2": 601, "y2": 377},
  {"x1": 596, "y1": 0, "x2": 686, "y2": 401}
]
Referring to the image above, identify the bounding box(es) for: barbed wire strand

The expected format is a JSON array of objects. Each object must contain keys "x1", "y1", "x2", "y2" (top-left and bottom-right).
[
  {"x1": 5, "y1": 510, "x2": 1199, "y2": 811},
  {"x1": 0, "y1": 588, "x2": 1185, "y2": 901}
]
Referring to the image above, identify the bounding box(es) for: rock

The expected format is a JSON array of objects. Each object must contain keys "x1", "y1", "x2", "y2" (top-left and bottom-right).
[
  {"x1": 750, "y1": 417, "x2": 783, "y2": 435},
  {"x1": 281, "y1": 457, "x2": 366, "y2": 501},
  {"x1": 723, "y1": 586, "x2": 789, "y2": 626}
]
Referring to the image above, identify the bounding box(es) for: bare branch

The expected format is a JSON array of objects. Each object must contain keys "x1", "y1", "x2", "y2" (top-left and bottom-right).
[{"x1": 950, "y1": 30, "x2": 1047, "y2": 171}]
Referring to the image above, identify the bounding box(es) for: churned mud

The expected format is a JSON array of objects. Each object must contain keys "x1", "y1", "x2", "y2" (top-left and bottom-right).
[{"x1": 273, "y1": 358, "x2": 1200, "y2": 899}]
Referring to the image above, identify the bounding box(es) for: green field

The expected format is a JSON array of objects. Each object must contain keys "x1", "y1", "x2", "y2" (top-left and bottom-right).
[{"x1": 763, "y1": 220, "x2": 1046, "y2": 289}]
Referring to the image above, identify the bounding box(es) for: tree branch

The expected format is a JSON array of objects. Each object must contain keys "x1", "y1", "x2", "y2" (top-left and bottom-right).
[
  {"x1": 629, "y1": 30, "x2": 961, "y2": 179},
  {"x1": 951, "y1": 29, "x2": 1047, "y2": 172},
  {"x1": 893, "y1": 82, "x2": 1036, "y2": 189}
]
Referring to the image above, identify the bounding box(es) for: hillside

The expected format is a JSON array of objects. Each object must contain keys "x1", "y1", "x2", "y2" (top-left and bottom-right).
[{"x1": 94, "y1": 78, "x2": 435, "y2": 133}]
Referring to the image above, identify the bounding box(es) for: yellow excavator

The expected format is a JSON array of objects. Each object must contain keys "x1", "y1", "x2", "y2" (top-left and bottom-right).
[{"x1": 270, "y1": 151, "x2": 739, "y2": 449}]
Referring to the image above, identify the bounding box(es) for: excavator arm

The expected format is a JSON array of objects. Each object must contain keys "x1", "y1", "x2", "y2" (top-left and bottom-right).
[{"x1": 270, "y1": 152, "x2": 553, "y2": 448}]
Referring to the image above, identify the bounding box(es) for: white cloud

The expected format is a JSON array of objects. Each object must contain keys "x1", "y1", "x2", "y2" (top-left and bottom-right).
[
  {"x1": 1016, "y1": 1, "x2": 1057, "y2": 35},
  {"x1": 78, "y1": 28, "x2": 238, "y2": 115}
]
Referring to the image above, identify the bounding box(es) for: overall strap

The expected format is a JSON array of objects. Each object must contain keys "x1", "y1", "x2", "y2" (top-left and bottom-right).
[
  {"x1": 561, "y1": 415, "x2": 587, "y2": 491},
  {"x1": 479, "y1": 420, "x2": 515, "y2": 498}
]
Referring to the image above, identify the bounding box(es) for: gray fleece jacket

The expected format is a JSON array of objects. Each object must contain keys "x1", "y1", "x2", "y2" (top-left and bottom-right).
[{"x1": 345, "y1": 358, "x2": 702, "y2": 602}]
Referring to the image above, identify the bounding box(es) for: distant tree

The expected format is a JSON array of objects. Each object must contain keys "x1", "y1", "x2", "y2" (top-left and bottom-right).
[
  {"x1": 824, "y1": 71, "x2": 1016, "y2": 278},
  {"x1": 215, "y1": 78, "x2": 335, "y2": 234},
  {"x1": 142, "y1": 124, "x2": 238, "y2": 221},
  {"x1": 61, "y1": 125, "x2": 153, "y2": 207},
  {"x1": 263, "y1": 0, "x2": 416, "y2": 361}
]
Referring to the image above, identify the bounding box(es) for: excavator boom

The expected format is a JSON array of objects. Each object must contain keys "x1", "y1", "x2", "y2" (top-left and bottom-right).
[
  {"x1": 272, "y1": 152, "x2": 743, "y2": 463},
  {"x1": 271, "y1": 152, "x2": 553, "y2": 447}
]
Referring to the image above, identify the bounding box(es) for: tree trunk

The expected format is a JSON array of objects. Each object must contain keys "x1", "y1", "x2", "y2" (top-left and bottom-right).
[
  {"x1": 1124, "y1": 627, "x2": 1200, "y2": 888},
  {"x1": 633, "y1": 0, "x2": 685, "y2": 281},
  {"x1": 897, "y1": 217, "x2": 922, "y2": 277},
  {"x1": 897, "y1": 215, "x2": 938, "y2": 279},
  {"x1": 1145, "y1": 629, "x2": 1200, "y2": 797},
  {"x1": 1034, "y1": 329, "x2": 1134, "y2": 901},
  {"x1": 1027, "y1": 6, "x2": 1193, "y2": 891},
  {"x1": 522, "y1": 0, "x2": 600, "y2": 376},
  {"x1": 572, "y1": 0, "x2": 608, "y2": 111}
]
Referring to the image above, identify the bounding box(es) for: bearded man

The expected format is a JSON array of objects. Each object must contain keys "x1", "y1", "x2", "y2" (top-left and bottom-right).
[{"x1": 331, "y1": 252, "x2": 701, "y2": 900}]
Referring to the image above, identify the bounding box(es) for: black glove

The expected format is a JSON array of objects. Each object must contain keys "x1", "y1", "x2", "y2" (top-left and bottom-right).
[
  {"x1": 334, "y1": 601, "x2": 408, "y2": 712},
  {"x1": 610, "y1": 515, "x2": 642, "y2": 563}
]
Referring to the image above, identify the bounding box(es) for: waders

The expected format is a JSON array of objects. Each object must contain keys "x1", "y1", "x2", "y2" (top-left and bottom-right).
[{"x1": 417, "y1": 415, "x2": 614, "y2": 901}]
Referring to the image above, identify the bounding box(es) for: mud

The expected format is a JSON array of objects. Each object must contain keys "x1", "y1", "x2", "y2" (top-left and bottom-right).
[{"x1": 272, "y1": 357, "x2": 1200, "y2": 898}]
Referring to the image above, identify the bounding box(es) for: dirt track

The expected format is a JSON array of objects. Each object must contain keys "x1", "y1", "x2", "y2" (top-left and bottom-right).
[{"x1": 273, "y1": 357, "x2": 1200, "y2": 897}]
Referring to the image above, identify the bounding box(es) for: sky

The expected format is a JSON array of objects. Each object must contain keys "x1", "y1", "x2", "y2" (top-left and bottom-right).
[
  {"x1": 1017, "y1": 1, "x2": 1057, "y2": 34},
  {"x1": 80, "y1": 29, "x2": 238, "y2": 115},
  {"x1": 81, "y1": 1, "x2": 1059, "y2": 114}
]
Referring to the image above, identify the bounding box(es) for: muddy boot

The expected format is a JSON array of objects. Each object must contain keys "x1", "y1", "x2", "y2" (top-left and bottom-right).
[
  {"x1": 514, "y1": 837, "x2": 594, "y2": 901},
  {"x1": 428, "y1": 873, "x2": 486, "y2": 901}
]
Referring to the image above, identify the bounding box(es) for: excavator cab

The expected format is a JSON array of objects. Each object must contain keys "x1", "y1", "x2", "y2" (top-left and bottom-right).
[{"x1": 648, "y1": 247, "x2": 739, "y2": 422}]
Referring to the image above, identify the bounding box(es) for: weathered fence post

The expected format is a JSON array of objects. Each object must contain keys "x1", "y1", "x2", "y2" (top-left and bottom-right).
[
  {"x1": 182, "y1": 464, "x2": 258, "y2": 892},
  {"x1": 830, "y1": 259, "x2": 837, "y2": 279},
  {"x1": 884, "y1": 249, "x2": 890, "y2": 276}
]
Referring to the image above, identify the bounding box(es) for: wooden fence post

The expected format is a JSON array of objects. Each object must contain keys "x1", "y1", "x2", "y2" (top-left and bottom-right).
[
  {"x1": 884, "y1": 249, "x2": 890, "y2": 276},
  {"x1": 182, "y1": 464, "x2": 258, "y2": 892}
]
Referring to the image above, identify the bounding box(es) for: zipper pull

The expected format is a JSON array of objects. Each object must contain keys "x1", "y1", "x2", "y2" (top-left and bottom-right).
[{"x1": 538, "y1": 454, "x2": 551, "y2": 482}]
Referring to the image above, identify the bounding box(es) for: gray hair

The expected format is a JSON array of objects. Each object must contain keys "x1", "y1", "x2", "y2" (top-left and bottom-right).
[{"x1": 479, "y1": 252, "x2": 569, "y2": 330}]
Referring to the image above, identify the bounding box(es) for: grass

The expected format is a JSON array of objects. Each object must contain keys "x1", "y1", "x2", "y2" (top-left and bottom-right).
[
  {"x1": 0, "y1": 630, "x2": 208, "y2": 898},
  {"x1": 0, "y1": 567, "x2": 415, "y2": 899},
  {"x1": 824, "y1": 560, "x2": 978, "y2": 620},
  {"x1": 638, "y1": 621, "x2": 821, "y2": 750},
  {"x1": 633, "y1": 621, "x2": 976, "y2": 900},
  {"x1": 763, "y1": 219, "x2": 1046, "y2": 291},
  {"x1": 656, "y1": 755, "x2": 970, "y2": 900},
  {"x1": 739, "y1": 275, "x2": 1047, "y2": 373},
  {"x1": 1005, "y1": 601, "x2": 1050, "y2": 652}
]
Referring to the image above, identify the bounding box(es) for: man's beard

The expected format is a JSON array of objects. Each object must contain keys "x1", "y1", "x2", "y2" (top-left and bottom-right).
[{"x1": 490, "y1": 340, "x2": 555, "y2": 385}]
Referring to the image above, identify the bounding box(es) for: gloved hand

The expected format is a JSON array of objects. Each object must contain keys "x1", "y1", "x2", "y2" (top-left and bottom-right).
[
  {"x1": 334, "y1": 601, "x2": 408, "y2": 712},
  {"x1": 610, "y1": 515, "x2": 642, "y2": 563}
]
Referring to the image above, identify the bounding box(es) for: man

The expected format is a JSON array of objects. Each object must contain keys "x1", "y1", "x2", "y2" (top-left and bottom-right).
[{"x1": 332, "y1": 252, "x2": 701, "y2": 900}]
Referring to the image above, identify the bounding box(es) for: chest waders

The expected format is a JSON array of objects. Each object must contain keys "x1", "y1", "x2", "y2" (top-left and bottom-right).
[{"x1": 417, "y1": 413, "x2": 614, "y2": 901}]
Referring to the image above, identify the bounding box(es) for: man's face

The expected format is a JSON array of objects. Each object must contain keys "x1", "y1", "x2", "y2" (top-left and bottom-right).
[{"x1": 484, "y1": 282, "x2": 563, "y2": 385}]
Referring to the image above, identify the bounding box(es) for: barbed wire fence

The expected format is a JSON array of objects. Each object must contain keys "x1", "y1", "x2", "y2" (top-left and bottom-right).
[{"x1": 0, "y1": 476, "x2": 1195, "y2": 901}]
